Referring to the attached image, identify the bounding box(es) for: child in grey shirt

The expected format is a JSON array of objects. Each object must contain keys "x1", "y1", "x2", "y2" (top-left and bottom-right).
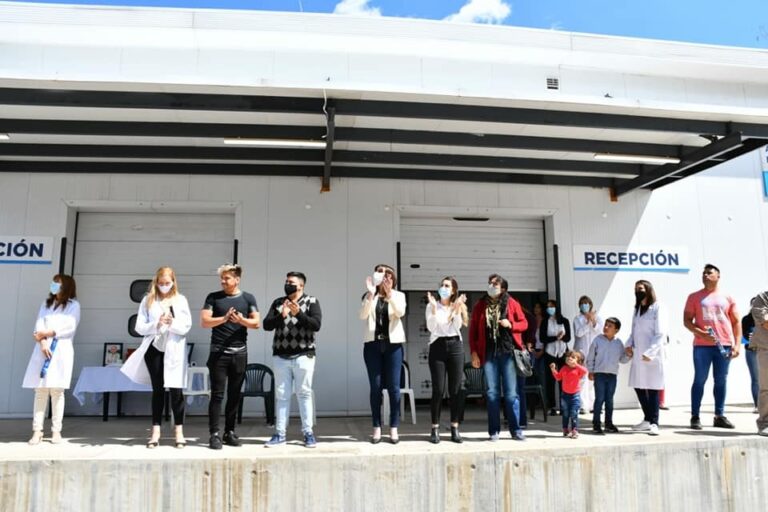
[{"x1": 586, "y1": 317, "x2": 630, "y2": 434}]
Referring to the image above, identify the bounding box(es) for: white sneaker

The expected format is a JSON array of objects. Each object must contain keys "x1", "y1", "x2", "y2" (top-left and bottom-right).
[
  {"x1": 648, "y1": 424, "x2": 660, "y2": 436},
  {"x1": 753, "y1": 407, "x2": 759, "y2": 414},
  {"x1": 632, "y1": 421, "x2": 651, "y2": 431},
  {"x1": 759, "y1": 427, "x2": 768, "y2": 437}
]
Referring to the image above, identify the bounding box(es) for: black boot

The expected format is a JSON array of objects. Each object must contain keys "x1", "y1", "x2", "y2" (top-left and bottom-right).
[
  {"x1": 450, "y1": 426, "x2": 463, "y2": 444},
  {"x1": 429, "y1": 427, "x2": 440, "y2": 444}
]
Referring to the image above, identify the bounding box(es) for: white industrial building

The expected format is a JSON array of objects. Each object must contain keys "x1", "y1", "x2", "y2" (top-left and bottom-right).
[{"x1": 1, "y1": 1, "x2": 767, "y2": 419}]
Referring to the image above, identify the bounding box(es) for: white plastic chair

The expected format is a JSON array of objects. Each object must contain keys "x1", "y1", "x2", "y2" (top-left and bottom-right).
[
  {"x1": 381, "y1": 361, "x2": 417, "y2": 424},
  {"x1": 184, "y1": 366, "x2": 211, "y2": 404}
]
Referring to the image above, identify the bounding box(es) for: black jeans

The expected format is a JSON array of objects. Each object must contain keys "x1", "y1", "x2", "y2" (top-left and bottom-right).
[
  {"x1": 144, "y1": 344, "x2": 185, "y2": 426},
  {"x1": 635, "y1": 388, "x2": 660, "y2": 425},
  {"x1": 206, "y1": 351, "x2": 247, "y2": 434},
  {"x1": 543, "y1": 352, "x2": 565, "y2": 410},
  {"x1": 428, "y1": 336, "x2": 465, "y2": 425}
]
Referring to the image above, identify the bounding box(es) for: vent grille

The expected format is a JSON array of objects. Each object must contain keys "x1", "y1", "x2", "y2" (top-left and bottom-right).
[{"x1": 546, "y1": 77, "x2": 560, "y2": 90}]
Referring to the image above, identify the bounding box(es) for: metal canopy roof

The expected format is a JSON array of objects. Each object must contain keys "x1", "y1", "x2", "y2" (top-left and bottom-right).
[{"x1": 1, "y1": 86, "x2": 766, "y2": 197}]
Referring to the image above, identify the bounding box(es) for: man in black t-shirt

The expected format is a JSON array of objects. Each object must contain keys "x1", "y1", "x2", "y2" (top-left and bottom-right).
[{"x1": 200, "y1": 264, "x2": 260, "y2": 450}]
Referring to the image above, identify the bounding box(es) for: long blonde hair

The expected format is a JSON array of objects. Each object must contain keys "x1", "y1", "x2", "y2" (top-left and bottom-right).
[{"x1": 146, "y1": 266, "x2": 178, "y2": 309}]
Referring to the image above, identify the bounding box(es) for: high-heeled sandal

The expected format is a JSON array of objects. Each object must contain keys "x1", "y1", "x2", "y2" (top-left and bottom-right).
[{"x1": 28, "y1": 431, "x2": 44, "y2": 445}]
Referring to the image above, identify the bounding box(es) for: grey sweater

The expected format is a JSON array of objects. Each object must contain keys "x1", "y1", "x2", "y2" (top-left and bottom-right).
[
  {"x1": 750, "y1": 292, "x2": 768, "y2": 350},
  {"x1": 586, "y1": 334, "x2": 630, "y2": 374}
]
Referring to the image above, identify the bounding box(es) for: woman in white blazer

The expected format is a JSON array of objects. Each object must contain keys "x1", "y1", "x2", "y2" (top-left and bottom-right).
[
  {"x1": 360, "y1": 264, "x2": 407, "y2": 444},
  {"x1": 625, "y1": 279, "x2": 666, "y2": 436},
  {"x1": 122, "y1": 266, "x2": 192, "y2": 448},
  {"x1": 23, "y1": 274, "x2": 80, "y2": 445}
]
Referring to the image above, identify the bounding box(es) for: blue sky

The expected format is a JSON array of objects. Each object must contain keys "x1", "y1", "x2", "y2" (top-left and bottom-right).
[{"x1": 6, "y1": 0, "x2": 768, "y2": 49}]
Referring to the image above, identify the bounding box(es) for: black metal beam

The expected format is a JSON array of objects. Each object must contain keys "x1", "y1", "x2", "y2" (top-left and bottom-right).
[
  {"x1": 0, "y1": 160, "x2": 623, "y2": 188},
  {"x1": 648, "y1": 138, "x2": 767, "y2": 189},
  {"x1": 0, "y1": 143, "x2": 640, "y2": 175},
  {"x1": 0, "y1": 87, "x2": 729, "y2": 134},
  {"x1": 613, "y1": 132, "x2": 746, "y2": 196},
  {"x1": 336, "y1": 128, "x2": 694, "y2": 157},
  {"x1": 335, "y1": 150, "x2": 639, "y2": 175},
  {"x1": 322, "y1": 106, "x2": 335, "y2": 192},
  {"x1": 0, "y1": 88, "x2": 323, "y2": 113},
  {"x1": 0, "y1": 118, "x2": 694, "y2": 156}
]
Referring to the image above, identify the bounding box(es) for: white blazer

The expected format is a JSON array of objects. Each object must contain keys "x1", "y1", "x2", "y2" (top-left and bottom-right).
[
  {"x1": 626, "y1": 302, "x2": 666, "y2": 390},
  {"x1": 360, "y1": 290, "x2": 407, "y2": 343},
  {"x1": 121, "y1": 294, "x2": 192, "y2": 389},
  {"x1": 22, "y1": 299, "x2": 80, "y2": 389}
]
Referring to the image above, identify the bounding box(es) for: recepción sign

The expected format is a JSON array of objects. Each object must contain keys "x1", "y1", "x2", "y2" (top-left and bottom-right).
[
  {"x1": 0, "y1": 236, "x2": 54, "y2": 265},
  {"x1": 573, "y1": 245, "x2": 689, "y2": 273}
]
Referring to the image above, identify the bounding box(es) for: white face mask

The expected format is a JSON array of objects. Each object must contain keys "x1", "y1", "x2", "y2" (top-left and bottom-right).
[
  {"x1": 372, "y1": 271, "x2": 385, "y2": 286},
  {"x1": 158, "y1": 283, "x2": 173, "y2": 295},
  {"x1": 487, "y1": 284, "x2": 501, "y2": 298}
]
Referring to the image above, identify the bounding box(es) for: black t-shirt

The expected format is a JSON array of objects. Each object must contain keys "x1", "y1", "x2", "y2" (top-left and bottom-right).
[{"x1": 203, "y1": 290, "x2": 259, "y2": 353}]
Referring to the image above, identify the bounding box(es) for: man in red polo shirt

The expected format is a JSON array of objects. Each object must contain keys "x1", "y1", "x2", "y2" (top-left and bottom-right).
[{"x1": 684, "y1": 263, "x2": 741, "y2": 430}]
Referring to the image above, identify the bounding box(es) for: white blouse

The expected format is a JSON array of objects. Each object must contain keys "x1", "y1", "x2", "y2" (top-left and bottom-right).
[{"x1": 425, "y1": 302, "x2": 463, "y2": 343}]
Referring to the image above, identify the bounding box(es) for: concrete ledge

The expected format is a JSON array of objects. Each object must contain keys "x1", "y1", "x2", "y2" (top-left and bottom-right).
[{"x1": 2, "y1": 406, "x2": 766, "y2": 511}]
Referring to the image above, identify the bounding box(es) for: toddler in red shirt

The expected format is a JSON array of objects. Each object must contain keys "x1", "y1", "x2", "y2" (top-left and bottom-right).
[{"x1": 550, "y1": 351, "x2": 588, "y2": 438}]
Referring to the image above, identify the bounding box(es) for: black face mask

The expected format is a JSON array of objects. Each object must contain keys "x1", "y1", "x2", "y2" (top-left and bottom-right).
[
  {"x1": 635, "y1": 290, "x2": 647, "y2": 302},
  {"x1": 284, "y1": 283, "x2": 298, "y2": 296}
]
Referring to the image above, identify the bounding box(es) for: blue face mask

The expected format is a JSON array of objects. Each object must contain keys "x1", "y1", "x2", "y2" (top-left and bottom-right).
[
  {"x1": 580, "y1": 303, "x2": 590, "y2": 314},
  {"x1": 50, "y1": 281, "x2": 61, "y2": 295},
  {"x1": 546, "y1": 307, "x2": 556, "y2": 316},
  {"x1": 438, "y1": 287, "x2": 451, "y2": 300}
]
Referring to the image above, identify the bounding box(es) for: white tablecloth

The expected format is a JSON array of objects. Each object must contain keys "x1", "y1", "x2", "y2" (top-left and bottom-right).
[{"x1": 72, "y1": 366, "x2": 151, "y2": 405}]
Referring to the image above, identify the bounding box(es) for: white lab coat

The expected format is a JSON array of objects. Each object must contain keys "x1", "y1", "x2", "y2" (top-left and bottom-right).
[
  {"x1": 22, "y1": 299, "x2": 81, "y2": 389},
  {"x1": 573, "y1": 313, "x2": 604, "y2": 355},
  {"x1": 121, "y1": 294, "x2": 192, "y2": 389},
  {"x1": 626, "y1": 302, "x2": 666, "y2": 390}
]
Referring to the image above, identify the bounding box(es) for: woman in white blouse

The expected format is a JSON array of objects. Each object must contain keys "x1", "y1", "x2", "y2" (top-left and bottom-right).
[
  {"x1": 22, "y1": 274, "x2": 80, "y2": 445},
  {"x1": 360, "y1": 264, "x2": 407, "y2": 444},
  {"x1": 122, "y1": 267, "x2": 192, "y2": 448},
  {"x1": 426, "y1": 276, "x2": 468, "y2": 444}
]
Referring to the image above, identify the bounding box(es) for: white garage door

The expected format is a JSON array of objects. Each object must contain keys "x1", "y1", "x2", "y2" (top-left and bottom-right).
[
  {"x1": 71, "y1": 212, "x2": 234, "y2": 414},
  {"x1": 399, "y1": 217, "x2": 546, "y2": 292}
]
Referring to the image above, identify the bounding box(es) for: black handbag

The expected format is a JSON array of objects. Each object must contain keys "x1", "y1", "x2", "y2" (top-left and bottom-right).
[{"x1": 513, "y1": 348, "x2": 533, "y2": 377}]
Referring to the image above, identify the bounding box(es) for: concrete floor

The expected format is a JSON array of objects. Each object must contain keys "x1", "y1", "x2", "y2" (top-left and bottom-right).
[{"x1": 1, "y1": 401, "x2": 764, "y2": 462}]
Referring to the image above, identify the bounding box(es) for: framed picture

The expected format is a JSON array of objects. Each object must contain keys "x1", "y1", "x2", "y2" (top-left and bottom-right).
[
  {"x1": 103, "y1": 342, "x2": 124, "y2": 366},
  {"x1": 125, "y1": 347, "x2": 138, "y2": 361}
]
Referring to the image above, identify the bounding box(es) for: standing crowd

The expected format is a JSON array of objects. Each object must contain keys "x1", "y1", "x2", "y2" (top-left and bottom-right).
[{"x1": 21, "y1": 262, "x2": 768, "y2": 447}]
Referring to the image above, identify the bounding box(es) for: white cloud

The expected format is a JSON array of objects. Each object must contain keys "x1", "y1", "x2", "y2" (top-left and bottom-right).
[
  {"x1": 333, "y1": 0, "x2": 382, "y2": 17},
  {"x1": 445, "y1": 0, "x2": 511, "y2": 24}
]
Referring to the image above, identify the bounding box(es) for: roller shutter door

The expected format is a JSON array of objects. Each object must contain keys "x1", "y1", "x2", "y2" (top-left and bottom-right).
[{"x1": 399, "y1": 217, "x2": 546, "y2": 292}]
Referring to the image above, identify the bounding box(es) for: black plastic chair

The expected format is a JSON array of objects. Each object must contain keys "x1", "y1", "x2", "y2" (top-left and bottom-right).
[
  {"x1": 129, "y1": 279, "x2": 151, "y2": 303},
  {"x1": 237, "y1": 363, "x2": 275, "y2": 426},
  {"x1": 458, "y1": 362, "x2": 486, "y2": 422},
  {"x1": 524, "y1": 366, "x2": 548, "y2": 422}
]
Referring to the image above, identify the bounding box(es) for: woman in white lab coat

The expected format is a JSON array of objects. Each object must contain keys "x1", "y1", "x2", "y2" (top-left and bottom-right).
[
  {"x1": 626, "y1": 279, "x2": 666, "y2": 436},
  {"x1": 573, "y1": 295, "x2": 603, "y2": 413},
  {"x1": 122, "y1": 266, "x2": 192, "y2": 448},
  {"x1": 22, "y1": 274, "x2": 80, "y2": 445}
]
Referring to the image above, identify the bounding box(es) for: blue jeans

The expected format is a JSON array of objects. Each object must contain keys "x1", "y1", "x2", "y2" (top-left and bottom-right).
[
  {"x1": 363, "y1": 341, "x2": 404, "y2": 428},
  {"x1": 514, "y1": 375, "x2": 527, "y2": 427},
  {"x1": 592, "y1": 373, "x2": 617, "y2": 427},
  {"x1": 746, "y1": 348, "x2": 760, "y2": 407},
  {"x1": 273, "y1": 355, "x2": 316, "y2": 436},
  {"x1": 560, "y1": 392, "x2": 581, "y2": 430},
  {"x1": 691, "y1": 346, "x2": 731, "y2": 417},
  {"x1": 483, "y1": 353, "x2": 520, "y2": 436}
]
